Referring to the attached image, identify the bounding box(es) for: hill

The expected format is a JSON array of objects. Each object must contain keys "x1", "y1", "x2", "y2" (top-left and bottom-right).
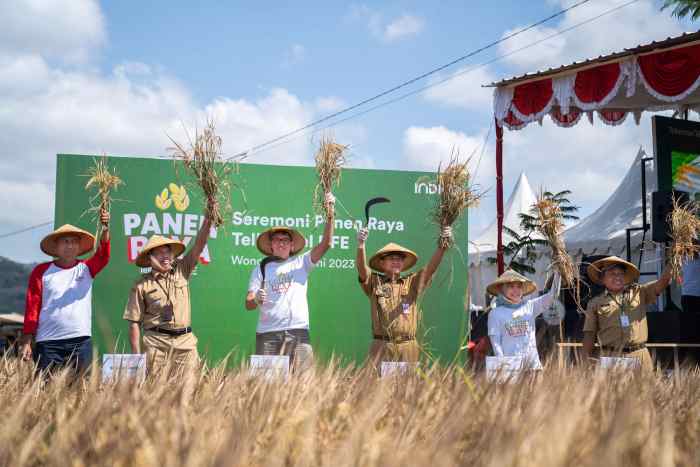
[{"x1": 0, "y1": 257, "x2": 33, "y2": 314}]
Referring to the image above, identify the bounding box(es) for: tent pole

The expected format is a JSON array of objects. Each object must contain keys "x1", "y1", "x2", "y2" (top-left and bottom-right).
[{"x1": 495, "y1": 119, "x2": 505, "y2": 275}]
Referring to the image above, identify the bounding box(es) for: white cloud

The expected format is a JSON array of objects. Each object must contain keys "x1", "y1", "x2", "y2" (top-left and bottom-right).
[
  {"x1": 384, "y1": 14, "x2": 425, "y2": 42},
  {"x1": 498, "y1": 0, "x2": 684, "y2": 72},
  {"x1": 315, "y1": 96, "x2": 347, "y2": 113},
  {"x1": 0, "y1": 0, "x2": 105, "y2": 63},
  {"x1": 282, "y1": 43, "x2": 306, "y2": 67},
  {"x1": 423, "y1": 66, "x2": 496, "y2": 111},
  {"x1": 349, "y1": 5, "x2": 425, "y2": 42}
]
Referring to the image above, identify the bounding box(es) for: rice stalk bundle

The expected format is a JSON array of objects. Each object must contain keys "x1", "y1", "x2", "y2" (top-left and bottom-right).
[
  {"x1": 83, "y1": 155, "x2": 123, "y2": 240},
  {"x1": 431, "y1": 152, "x2": 480, "y2": 248},
  {"x1": 313, "y1": 136, "x2": 347, "y2": 216},
  {"x1": 532, "y1": 192, "x2": 577, "y2": 289},
  {"x1": 169, "y1": 121, "x2": 237, "y2": 227},
  {"x1": 668, "y1": 195, "x2": 700, "y2": 282}
]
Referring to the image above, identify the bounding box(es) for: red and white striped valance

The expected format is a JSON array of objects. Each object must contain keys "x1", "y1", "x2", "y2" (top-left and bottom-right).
[{"x1": 494, "y1": 43, "x2": 700, "y2": 130}]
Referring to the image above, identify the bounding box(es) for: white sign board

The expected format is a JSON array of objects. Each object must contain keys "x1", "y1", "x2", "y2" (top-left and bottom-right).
[
  {"x1": 486, "y1": 356, "x2": 523, "y2": 382},
  {"x1": 249, "y1": 355, "x2": 290, "y2": 381},
  {"x1": 102, "y1": 354, "x2": 147, "y2": 383},
  {"x1": 599, "y1": 356, "x2": 641, "y2": 371},
  {"x1": 380, "y1": 361, "x2": 417, "y2": 378}
]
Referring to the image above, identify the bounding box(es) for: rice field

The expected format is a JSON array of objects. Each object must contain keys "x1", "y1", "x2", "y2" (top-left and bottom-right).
[{"x1": 0, "y1": 356, "x2": 698, "y2": 467}]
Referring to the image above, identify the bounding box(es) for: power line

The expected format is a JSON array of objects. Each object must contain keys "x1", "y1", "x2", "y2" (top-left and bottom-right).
[
  {"x1": 227, "y1": 0, "x2": 595, "y2": 160},
  {"x1": 242, "y1": 0, "x2": 640, "y2": 158},
  {"x1": 0, "y1": 221, "x2": 53, "y2": 239}
]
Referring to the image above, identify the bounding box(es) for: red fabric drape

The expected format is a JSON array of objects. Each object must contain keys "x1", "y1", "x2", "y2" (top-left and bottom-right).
[
  {"x1": 598, "y1": 110, "x2": 626, "y2": 125},
  {"x1": 550, "y1": 108, "x2": 581, "y2": 127},
  {"x1": 503, "y1": 111, "x2": 526, "y2": 130},
  {"x1": 511, "y1": 79, "x2": 553, "y2": 118},
  {"x1": 574, "y1": 62, "x2": 621, "y2": 104},
  {"x1": 638, "y1": 43, "x2": 700, "y2": 98}
]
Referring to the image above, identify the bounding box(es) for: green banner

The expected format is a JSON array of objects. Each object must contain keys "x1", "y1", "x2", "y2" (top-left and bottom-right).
[{"x1": 55, "y1": 154, "x2": 469, "y2": 365}]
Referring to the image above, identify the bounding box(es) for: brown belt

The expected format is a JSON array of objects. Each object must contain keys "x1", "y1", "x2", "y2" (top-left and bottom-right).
[
  {"x1": 147, "y1": 326, "x2": 192, "y2": 336},
  {"x1": 602, "y1": 343, "x2": 646, "y2": 353},
  {"x1": 373, "y1": 335, "x2": 414, "y2": 343}
]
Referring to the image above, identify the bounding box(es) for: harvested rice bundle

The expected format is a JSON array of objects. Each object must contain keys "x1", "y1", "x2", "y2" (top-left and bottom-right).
[
  {"x1": 313, "y1": 136, "x2": 347, "y2": 216},
  {"x1": 169, "y1": 121, "x2": 236, "y2": 227},
  {"x1": 532, "y1": 191, "x2": 577, "y2": 288},
  {"x1": 84, "y1": 155, "x2": 123, "y2": 238},
  {"x1": 668, "y1": 195, "x2": 700, "y2": 282},
  {"x1": 431, "y1": 152, "x2": 480, "y2": 248}
]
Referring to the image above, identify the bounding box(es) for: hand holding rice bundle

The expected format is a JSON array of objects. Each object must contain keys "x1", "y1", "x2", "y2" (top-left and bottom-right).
[
  {"x1": 169, "y1": 121, "x2": 235, "y2": 227},
  {"x1": 84, "y1": 155, "x2": 122, "y2": 242},
  {"x1": 431, "y1": 153, "x2": 480, "y2": 249},
  {"x1": 313, "y1": 136, "x2": 346, "y2": 218}
]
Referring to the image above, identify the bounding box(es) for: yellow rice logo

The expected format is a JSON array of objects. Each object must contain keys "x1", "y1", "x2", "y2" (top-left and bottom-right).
[{"x1": 155, "y1": 183, "x2": 190, "y2": 211}]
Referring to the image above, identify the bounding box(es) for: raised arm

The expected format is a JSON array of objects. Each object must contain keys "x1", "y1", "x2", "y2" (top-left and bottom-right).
[
  {"x1": 653, "y1": 265, "x2": 672, "y2": 297},
  {"x1": 421, "y1": 227, "x2": 452, "y2": 288},
  {"x1": 356, "y1": 228, "x2": 370, "y2": 284},
  {"x1": 310, "y1": 193, "x2": 335, "y2": 264},
  {"x1": 184, "y1": 215, "x2": 213, "y2": 266},
  {"x1": 530, "y1": 272, "x2": 561, "y2": 317}
]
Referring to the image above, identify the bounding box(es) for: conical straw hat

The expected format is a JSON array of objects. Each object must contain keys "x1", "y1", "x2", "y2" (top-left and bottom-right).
[
  {"x1": 369, "y1": 243, "x2": 418, "y2": 272},
  {"x1": 135, "y1": 235, "x2": 186, "y2": 267},
  {"x1": 40, "y1": 224, "x2": 95, "y2": 257},
  {"x1": 587, "y1": 256, "x2": 639, "y2": 285},
  {"x1": 486, "y1": 269, "x2": 537, "y2": 297},
  {"x1": 256, "y1": 227, "x2": 306, "y2": 256}
]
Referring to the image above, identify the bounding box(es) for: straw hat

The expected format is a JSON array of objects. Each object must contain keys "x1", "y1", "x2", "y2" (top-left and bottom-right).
[
  {"x1": 135, "y1": 235, "x2": 186, "y2": 267},
  {"x1": 369, "y1": 243, "x2": 418, "y2": 272},
  {"x1": 256, "y1": 227, "x2": 306, "y2": 256},
  {"x1": 486, "y1": 269, "x2": 537, "y2": 297},
  {"x1": 587, "y1": 256, "x2": 639, "y2": 285},
  {"x1": 40, "y1": 224, "x2": 95, "y2": 257}
]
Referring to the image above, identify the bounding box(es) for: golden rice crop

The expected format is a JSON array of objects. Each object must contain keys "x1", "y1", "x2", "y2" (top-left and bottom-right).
[
  {"x1": 313, "y1": 136, "x2": 347, "y2": 217},
  {"x1": 83, "y1": 155, "x2": 123, "y2": 241},
  {"x1": 668, "y1": 195, "x2": 700, "y2": 282},
  {"x1": 431, "y1": 152, "x2": 481, "y2": 248},
  {"x1": 2, "y1": 354, "x2": 696, "y2": 467},
  {"x1": 169, "y1": 121, "x2": 238, "y2": 227}
]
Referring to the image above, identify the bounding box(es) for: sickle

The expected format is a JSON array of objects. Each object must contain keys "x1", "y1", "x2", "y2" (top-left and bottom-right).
[
  {"x1": 364, "y1": 197, "x2": 391, "y2": 225},
  {"x1": 260, "y1": 256, "x2": 281, "y2": 287}
]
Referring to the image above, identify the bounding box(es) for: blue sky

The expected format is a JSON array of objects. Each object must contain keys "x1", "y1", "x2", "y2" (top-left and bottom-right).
[{"x1": 0, "y1": 0, "x2": 692, "y2": 262}]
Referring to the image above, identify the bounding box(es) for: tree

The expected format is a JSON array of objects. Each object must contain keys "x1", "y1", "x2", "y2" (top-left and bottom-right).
[{"x1": 661, "y1": 0, "x2": 700, "y2": 20}]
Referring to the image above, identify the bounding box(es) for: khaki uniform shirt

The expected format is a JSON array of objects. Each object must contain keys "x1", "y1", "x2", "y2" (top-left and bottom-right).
[
  {"x1": 583, "y1": 282, "x2": 659, "y2": 347},
  {"x1": 360, "y1": 269, "x2": 430, "y2": 339},
  {"x1": 123, "y1": 255, "x2": 197, "y2": 330}
]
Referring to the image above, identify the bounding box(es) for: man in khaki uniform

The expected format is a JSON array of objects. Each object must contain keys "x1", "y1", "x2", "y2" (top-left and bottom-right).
[
  {"x1": 582, "y1": 256, "x2": 672, "y2": 371},
  {"x1": 123, "y1": 214, "x2": 213, "y2": 372},
  {"x1": 355, "y1": 226, "x2": 451, "y2": 365}
]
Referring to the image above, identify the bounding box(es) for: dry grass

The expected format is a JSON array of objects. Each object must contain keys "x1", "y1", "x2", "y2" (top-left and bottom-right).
[
  {"x1": 532, "y1": 192, "x2": 577, "y2": 289},
  {"x1": 169, "y1": 121, "x2": 237, "y2": 227},
  {"x1": 2, "y1": 355, "x2": 697, "y2": 467},
  {"x1": 668, "y1": 195, "x2": 700, "y2": 282},
  {"x1": 313, "y1": 136, "x2": 347, "y2": 216},
  {"x1": 83, "y1": 156, "x2": 123, "y2": 240},
  {"x1": 431, "y1": 152, "x2": 480, "y2": 248}
]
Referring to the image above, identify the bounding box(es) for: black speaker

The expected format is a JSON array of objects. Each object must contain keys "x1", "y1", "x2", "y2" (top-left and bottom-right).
[{"x1": 652, "y1": 190, "x2": 690, "y2": 243}]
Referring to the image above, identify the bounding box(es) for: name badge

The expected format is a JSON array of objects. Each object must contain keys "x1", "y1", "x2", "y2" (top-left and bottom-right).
[
  {"x1": 402, "y1": 303, "x2": 411, "y2": 315},
  {"x1": 620, "y1": 315, "x2": 630, "y2": 327}
]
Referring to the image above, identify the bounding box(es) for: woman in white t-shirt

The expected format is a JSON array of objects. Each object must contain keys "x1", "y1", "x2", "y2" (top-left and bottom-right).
[{"x1": 486, "y1": 269, "x2": 561, "y2": 369}]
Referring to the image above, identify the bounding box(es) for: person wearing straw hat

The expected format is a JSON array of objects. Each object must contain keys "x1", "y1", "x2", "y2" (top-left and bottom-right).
[
  {"x1": 20, "y1": 210, "x2": 111, "y2": 374},
  {"x1": 355, "y1": 226, "x2": 452, "y2": 366},
  {"x1": 582, "y1": 256, "x2": 672, "y2": 371},
  {"x1": 245, "y1": 193, "x2": 336, "y2": 372},
  {"x1": 123, "y1": 209, "x2": 215, "y2": 371},
  {"x1": 486, "y1": 269, "x2": 561, "y2": 370}
]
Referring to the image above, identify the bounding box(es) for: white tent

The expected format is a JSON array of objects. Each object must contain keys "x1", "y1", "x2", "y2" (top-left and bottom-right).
[
  {"x1": 468, "y1": 147, "x2": 661, "y2": 306},
  {"x1": 469, "y1": 172, "x2": 538, "y2": 255}
]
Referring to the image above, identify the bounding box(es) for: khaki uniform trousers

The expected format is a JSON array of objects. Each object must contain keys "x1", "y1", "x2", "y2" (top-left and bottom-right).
[{"x1": 143, "y1": 332, "x2": 199, "y2": 374}]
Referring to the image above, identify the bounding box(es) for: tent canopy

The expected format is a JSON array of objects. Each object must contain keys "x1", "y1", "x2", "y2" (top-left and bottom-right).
[{"x1": 489, "y1": 31, "x2": 700, "y2": 131}]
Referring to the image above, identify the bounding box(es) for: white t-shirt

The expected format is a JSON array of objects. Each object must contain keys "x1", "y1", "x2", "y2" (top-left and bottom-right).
[
  {"x1": 682, "y1": 257, "x2": 700, "y2": 297},
  {"x1": 487, "y1": 279, "x2": 559, "y2": 370},
  {"x1": 248, "y1": 252, "x2": 316, "y2": 333}
]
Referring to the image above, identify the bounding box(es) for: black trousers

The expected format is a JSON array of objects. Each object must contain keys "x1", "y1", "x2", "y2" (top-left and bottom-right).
[{"x1": 681, "y1": 295, "x2": 700, "y2": 312}]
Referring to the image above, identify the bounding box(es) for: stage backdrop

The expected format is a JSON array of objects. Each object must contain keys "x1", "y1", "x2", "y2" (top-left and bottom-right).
[{"x1": 54, "y1": 154, "x2": 469, "y2": 365}]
